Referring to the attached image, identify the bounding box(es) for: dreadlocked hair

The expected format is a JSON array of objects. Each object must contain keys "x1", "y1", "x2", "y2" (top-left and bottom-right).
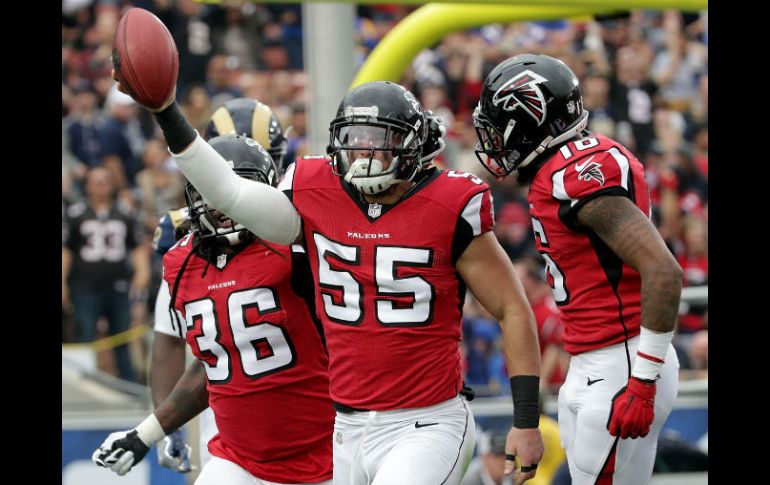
[{"x1": 168, "y1": 235, "x2": 202, "y2": 338}]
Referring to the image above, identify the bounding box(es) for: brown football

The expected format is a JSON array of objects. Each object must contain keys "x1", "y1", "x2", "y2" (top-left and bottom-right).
[{"x1": 112, "y1": 8, "x2": 178, "y2": 110}]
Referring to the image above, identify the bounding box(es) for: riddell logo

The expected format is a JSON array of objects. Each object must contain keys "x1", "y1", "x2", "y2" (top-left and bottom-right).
[{"x1": 492, "y1": 70, "x2": 548, "y2": 126}]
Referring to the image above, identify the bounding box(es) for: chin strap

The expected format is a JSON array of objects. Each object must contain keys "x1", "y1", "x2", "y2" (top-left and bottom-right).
[{"x1": 517, "y1": 111, "x2": 590, "y2": 170}]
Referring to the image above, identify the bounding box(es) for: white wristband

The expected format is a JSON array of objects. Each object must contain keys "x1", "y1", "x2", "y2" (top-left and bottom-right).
[
  {"x1": 135, "y1": 414, "x2": 166, "y2": 446},
  {"x1": 632, "y1": 327, "x2": 674, "y2": 381}
]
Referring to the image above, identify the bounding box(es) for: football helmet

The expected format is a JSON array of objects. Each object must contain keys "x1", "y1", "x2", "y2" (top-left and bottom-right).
[
  {"x1": 205, "y1": 98, "x2": 288, "y2": 173},
  {"x1": 473, "y1": 54, "x2": 589, "y2": 178},
  {"x1": 185, "y1": 135, "x2": 278, "y2": 246},
  {"x1": 327, "y1": 81, "x2": 428, "y2": 195}
]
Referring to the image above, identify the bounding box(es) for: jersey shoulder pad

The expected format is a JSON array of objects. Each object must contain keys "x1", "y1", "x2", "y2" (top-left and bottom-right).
[
  {"x1": 291, "y1": 154, "x2": 337, "y2": 190},
  {"x1": 432, "y1": 170, "x2": 494, "y2": 236},
  {"x1": 433, "y1": 169, "x2": 490, "y2": 208},
  {"x1": 550, "y1": 136, "x2": 636, "y2": 202}
]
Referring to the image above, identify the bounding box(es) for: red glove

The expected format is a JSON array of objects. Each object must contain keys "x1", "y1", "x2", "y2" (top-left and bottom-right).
[{"x1": 607, "y1": 377, "x2": 656, "y2": 439}]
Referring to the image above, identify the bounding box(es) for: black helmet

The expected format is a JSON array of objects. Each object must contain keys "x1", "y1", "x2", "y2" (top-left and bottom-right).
[
  {"x1": 473, "y1": 54, "x2": 589, "y2": 179},
  {"x1": 205, "y1": 98, "x2": 288, "y2": 174},
  {"x1": 185, "y1": 135, "x2": 278, "y2": 245},
  {"x1": 327, "y1": 81, "x2": 428, "y2": 195}
]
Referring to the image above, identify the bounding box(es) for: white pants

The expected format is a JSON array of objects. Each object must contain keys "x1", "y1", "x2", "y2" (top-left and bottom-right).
[
  {"x1": 332, "y1": 395, "x2": 476, "y2": 485},
  {"x1": 558, "y1": 336, "x2": 679, "y2": 485},
  {"x1": 195, "y1": 456, "x2": 332, "y2": 485},
  {"x1": 199, "y1": 407, "x2": 216, "y2": 468}
]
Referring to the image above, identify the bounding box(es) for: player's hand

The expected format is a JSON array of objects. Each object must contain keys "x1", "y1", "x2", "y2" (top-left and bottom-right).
[
  {"x1": 92, "y1": 429, "x2": 151, "y2": 476},
  {"x1": 110, "y1": 68, "x2": 176, "y2": 113},
  {"x1": 156, "y1": 430, "x2": 194, "y2": 473},
  {"x1": 607, "y1": 376, "x2": 656, "y2": 439},
  {"x1": 505, "y1": 426, "x2": 544, "y2": 485}
]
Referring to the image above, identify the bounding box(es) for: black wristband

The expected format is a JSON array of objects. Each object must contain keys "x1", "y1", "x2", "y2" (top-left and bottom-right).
[
  {"x1": 154, "y1": 102, "x2": 197, "y2": 154},
  {"x1": 511, "y1": 375, "x2": 540, "y2": 429}
]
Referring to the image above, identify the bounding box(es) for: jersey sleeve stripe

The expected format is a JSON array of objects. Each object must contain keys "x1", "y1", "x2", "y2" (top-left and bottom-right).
[
  {"x1": 552, "y1": 168, "x2": 579, "y2": 207},
  {"x1": 154, "y1": 279, "x2": 185, "y2": 338},
  {"x1": 607, "y1": 147, "x2": 630, "y2": 191},
  {"x1": 461, "y1": 192, "x2": 484, "y2": 236},
  {"x1": 277, "y1": 161, "x2": 297, "y2": 193}
]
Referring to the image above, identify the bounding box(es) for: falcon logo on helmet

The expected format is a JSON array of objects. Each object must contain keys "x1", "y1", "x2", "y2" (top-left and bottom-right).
[{"x1": 492, "y1": 70, "x2": 548, "y2": 126}]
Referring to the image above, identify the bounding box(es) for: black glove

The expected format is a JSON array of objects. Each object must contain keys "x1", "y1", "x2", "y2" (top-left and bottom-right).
[{"x1": 92, "y1": 429, "x2": 151, "y2": 476}]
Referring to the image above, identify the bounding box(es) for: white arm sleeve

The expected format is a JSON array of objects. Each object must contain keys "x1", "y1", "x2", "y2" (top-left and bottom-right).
[
  {"x1": 172, "y1": 134, "x2": 302, "y2": 245},
  {"x1": 153, "y1": 279, "x2": 183, "y2": 338}
]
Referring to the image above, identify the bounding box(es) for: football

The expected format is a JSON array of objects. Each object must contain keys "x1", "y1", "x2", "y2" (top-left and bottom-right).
[{"x1": 112, "y1": 8, "x2": 178, "y2": 110}]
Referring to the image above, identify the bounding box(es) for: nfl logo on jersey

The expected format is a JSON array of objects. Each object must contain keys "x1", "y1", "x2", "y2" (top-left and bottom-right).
[{"x1": 368, "y1": 203, "x2": 382, "y2": 218}]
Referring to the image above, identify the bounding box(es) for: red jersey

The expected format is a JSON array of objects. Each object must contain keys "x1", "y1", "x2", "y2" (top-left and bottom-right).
[
  {"x1": 528, "y1": 134, "x2": 650, "y2": 355},
  {"x1": 281, "y1": 158, "x2": 494, "y2": 410},
  {"x1": 163, "y1": 238, "x2": 333, "y2": 483}
]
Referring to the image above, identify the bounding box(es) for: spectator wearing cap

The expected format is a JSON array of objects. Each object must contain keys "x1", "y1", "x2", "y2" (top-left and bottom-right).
[
  {"x1": 98, "y1": 84, "x2": 147, "y2": 189},
  {"x1": 462, "y1": 428, "x2": 513, "y2": 485},
  {"x1": 66, "y1": 80, "x2": 103, "y2": 169}
]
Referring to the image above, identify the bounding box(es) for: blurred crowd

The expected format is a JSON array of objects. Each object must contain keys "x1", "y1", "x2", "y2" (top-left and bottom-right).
[{"x1": 62, "y1": 2, "x2": 707, "y2": 389}]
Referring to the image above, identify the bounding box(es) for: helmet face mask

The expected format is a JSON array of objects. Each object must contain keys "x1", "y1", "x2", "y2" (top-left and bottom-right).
[
  {"x1": 185, "y1": 135, "x2": 277, "y2": 246},
  {"x1": 473, "y1": 112, "x2": 521, "y2": 178},
  {"x1": 185, "y1": 184, "x2": 246, "y2": 245},
  {"x1": 330, "y1": 121, "x2": 419, "y2": 195},
  {"x1": 327, "y1": 82, "x2": 427, "y2": 195},
  {"x1": 473, "y1": 54, "x2": 590, "y2": 179}
]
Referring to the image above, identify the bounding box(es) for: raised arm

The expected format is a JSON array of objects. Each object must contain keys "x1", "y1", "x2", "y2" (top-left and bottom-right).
[
  {"x1": 168, "y1": 127, "x2": 301, "y2": 245},
  {"x1": 112, "y1": 76, "x2": 301, "y2": 245}
]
